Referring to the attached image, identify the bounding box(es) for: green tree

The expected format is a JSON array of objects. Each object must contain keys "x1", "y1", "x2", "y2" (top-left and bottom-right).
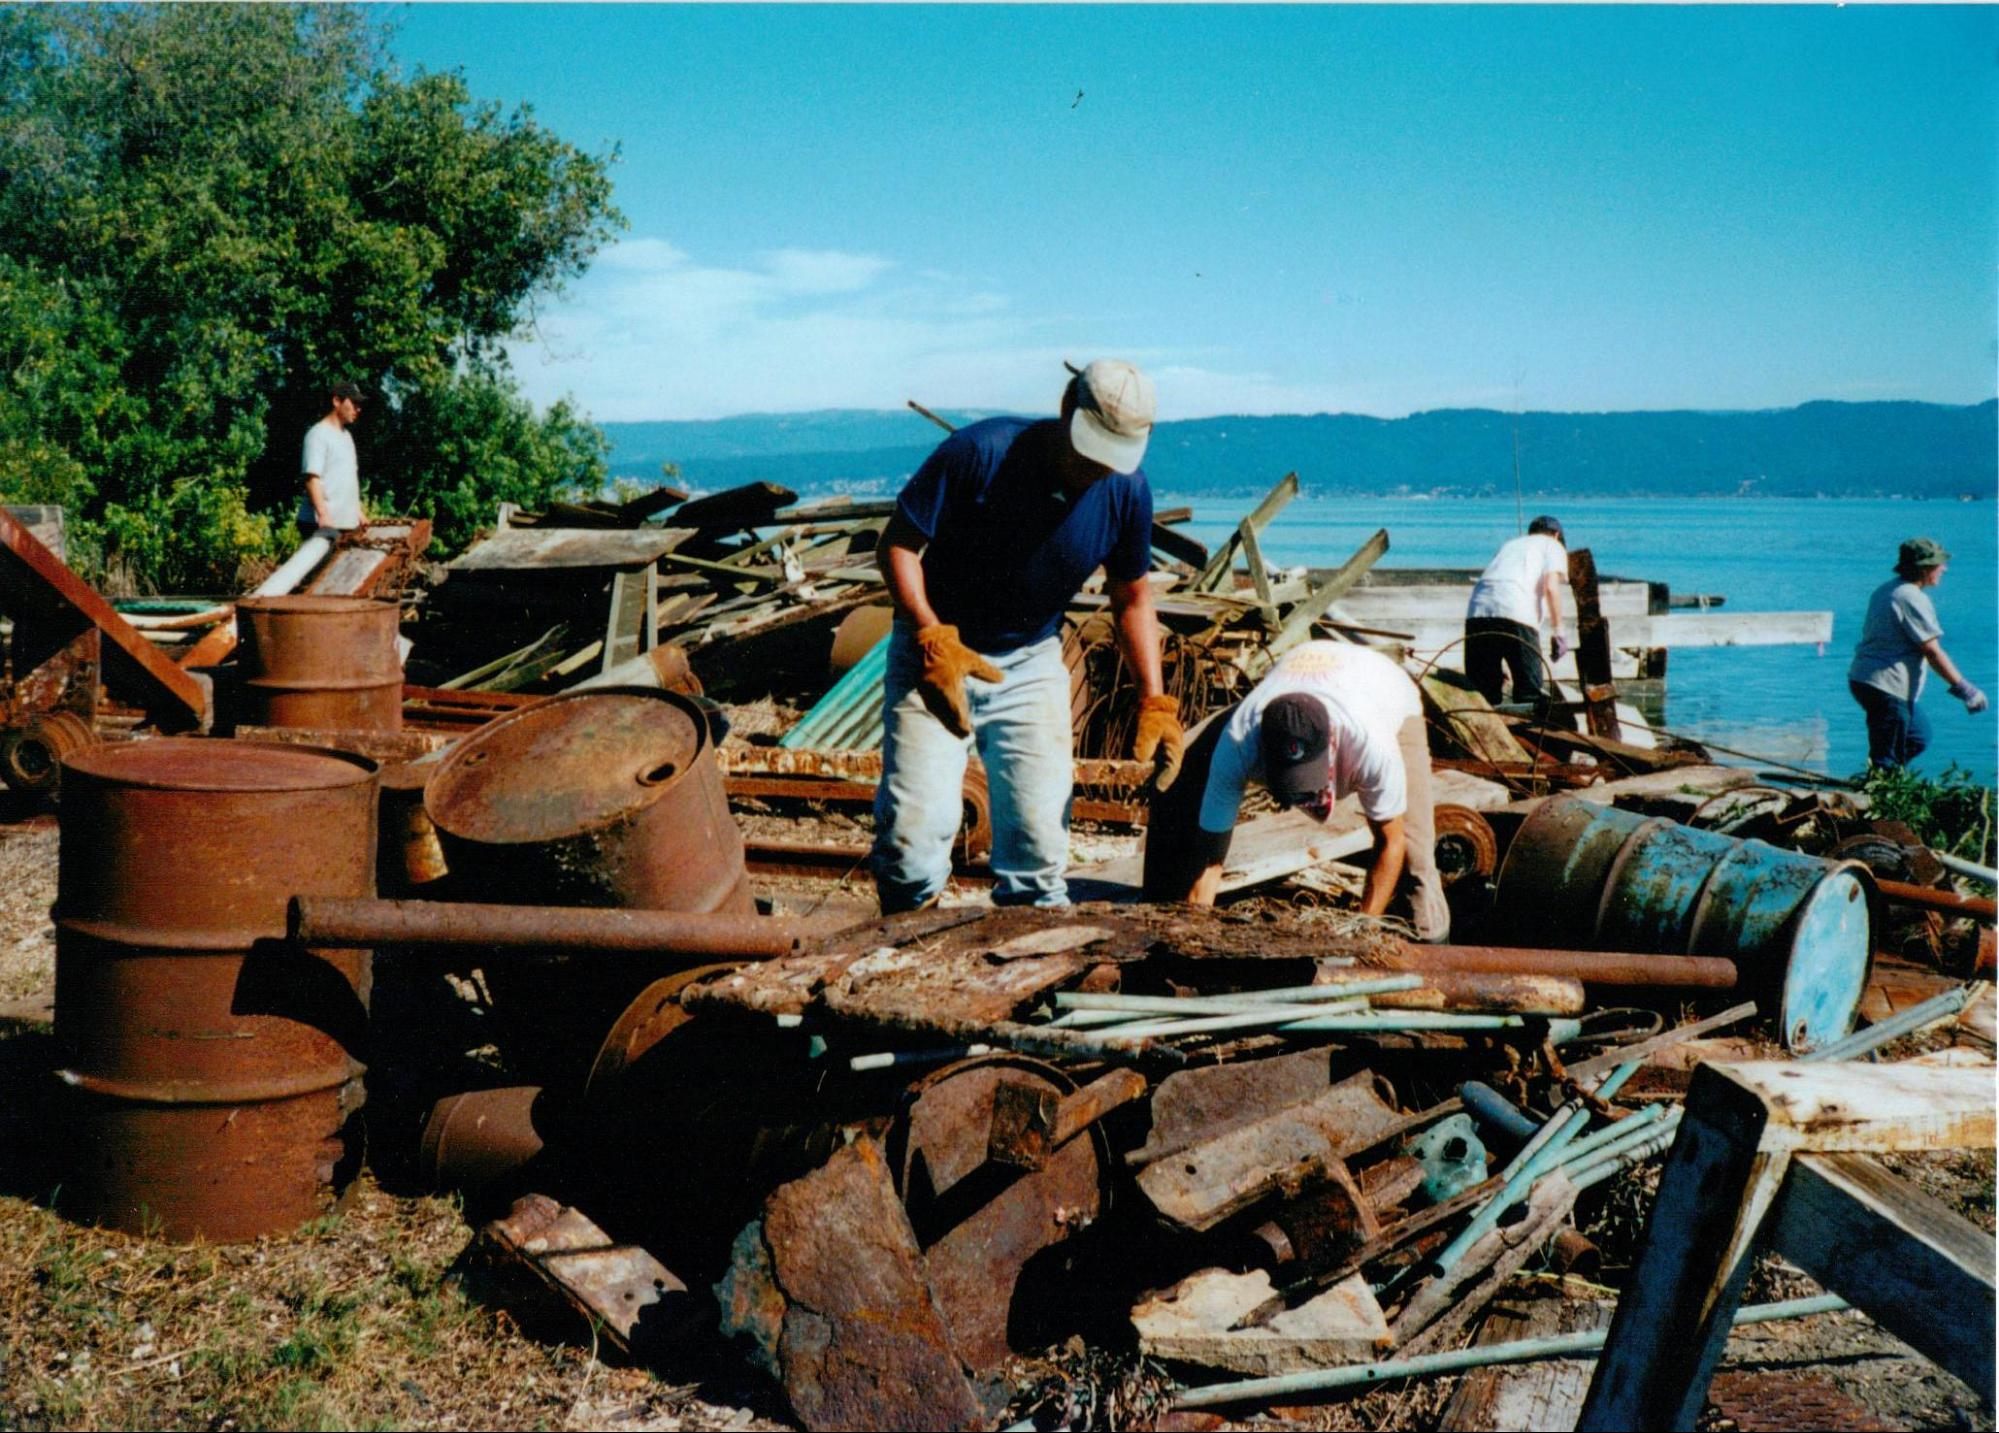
[{"x1": 0, "y1": 4, "x2": 622, "y2": 588}]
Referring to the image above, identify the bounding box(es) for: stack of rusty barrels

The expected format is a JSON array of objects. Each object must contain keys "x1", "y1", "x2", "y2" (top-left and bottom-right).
[{"x1": 54, "y1": 739, "x2": 378, "y2": 1241}]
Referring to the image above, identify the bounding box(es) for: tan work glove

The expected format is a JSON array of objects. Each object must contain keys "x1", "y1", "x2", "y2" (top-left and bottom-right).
[
  {"x1": 1133, "y1": 693, "x2": 1186, "y2": 791},
  {"x1": 914, "y1": 624, "x2": 1002, "y2": 737}
]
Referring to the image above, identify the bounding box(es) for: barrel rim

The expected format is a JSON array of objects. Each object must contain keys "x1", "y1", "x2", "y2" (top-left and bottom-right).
[
  {"x1": 60, "y1": 737, "x2": 380, "y2": 792},
  {"x1": 425, "y1": 685, "x2": 710, "y2": 845},
  {"x1": 235, "y1": 595, "x2": 402, "y2": 617}
]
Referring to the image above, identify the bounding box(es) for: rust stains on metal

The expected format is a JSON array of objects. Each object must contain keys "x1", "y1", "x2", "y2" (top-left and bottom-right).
[
  {"x1": 1432, "y1": 803, "x2": 1499, "y2": 887},
  {"x1": 418, "y1": 1086, "x2": 552, "y2": 1193},
  {"x1": 1388, "y1": 942, "x2": 1740, "y2": 991},
  {"x1": 987, "y1": 1067, "x2": 1149, "y2": 1171},
  {"x1": 54, "y1": 738, "x2": 378, "y2": 1240},
  {"x1": 1875, "y1": 876, "x2": 1997, "y2": 922},
  {"x1": 426, "y1": 687, "x2": 753, "y2": 914},
  {"x1": 290, "y1": 895, "x2": 812, "y2": 960},
  {"x1": 0, "y1": 710, "x2": 95, "y2": 794},
  {"x1": 235, "y1": 595, "x2": 405, "y2": 733},
  {"x1": 718, "y1": 1135, "x2": 985, "y2": 1433},
  {"x1": 895, "y1": 1056, "x2": 1111, "y2": 1374}
]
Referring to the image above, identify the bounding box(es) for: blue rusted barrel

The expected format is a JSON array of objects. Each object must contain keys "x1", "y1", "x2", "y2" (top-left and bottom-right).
[{"x1": 1496, "y1": 795, "x2": 1873, "y2": 1052}]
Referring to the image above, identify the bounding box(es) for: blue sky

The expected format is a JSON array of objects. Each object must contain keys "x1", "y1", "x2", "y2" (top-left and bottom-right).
[{"x1": 390, "y1": 4, "x2": 1998, "y2": 424}]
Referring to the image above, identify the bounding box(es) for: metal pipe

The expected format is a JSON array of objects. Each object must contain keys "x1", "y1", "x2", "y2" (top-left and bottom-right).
[
  {"x1": 1457, "y1": 1081, "x2": 1541, "y2": 1153},
  {"x1": 1053, "y1": 976, "x2": 1424, "y2": 1016},
  {"x1": 1874, "y1": 878, "x2": 1997, "y2": 922},
  {"x1": 1800, "y1": 983, "x2": 1975, "y2": 1064},
  {"x1": 1555, "y1": 1104, "x2": 1675, "y2": 1175},
  {"x1": 1935, "y1": 851, "x2": 1998, "y2": 888},
  {"x1": 1081, "y1": 998, "x2": 1375, "y2": 1040},
  {"x1": 1421, "y1": 1060, "x2": 1640, "y2": 1278},
  {"x1": 1169, "y1": 1293, "x2": 1850, "y2": 1409},
  {"x1": 1567, "y1": 1117, "x2": 1684, "y2": 1190},
  {"x1": 1396, "y1": 943, "x2": 1738, "y2": 990},
  {"x1": 1273, "y1": 1011, "x2": 1527, "y2": 1033},
  {"x1": 290, "y1": 895, "x2": 814, "y2": 960}
]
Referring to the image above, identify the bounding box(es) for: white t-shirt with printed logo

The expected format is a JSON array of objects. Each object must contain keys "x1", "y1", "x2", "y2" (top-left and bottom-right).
[{"x1": 1197, "y1": 641, "x2": 1422, "y2": 833}]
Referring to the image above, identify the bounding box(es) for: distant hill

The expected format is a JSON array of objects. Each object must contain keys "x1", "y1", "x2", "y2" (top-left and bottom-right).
[{"x1": 603, "y1": 399, "x2": 1997, "y2": 500}]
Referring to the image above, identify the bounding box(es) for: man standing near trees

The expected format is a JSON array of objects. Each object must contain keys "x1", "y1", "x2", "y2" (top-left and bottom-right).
[
  {"x1": 298, "y1": 382, "x2": 368, "y2": 539},
  {"x1": 872, "y1": 359, "x2": 1184, "y2": 912}
]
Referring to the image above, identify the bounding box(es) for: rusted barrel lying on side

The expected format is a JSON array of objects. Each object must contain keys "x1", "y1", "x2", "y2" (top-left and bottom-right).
[
  {"x1": 235, "y1": 595, "x2": 404, "y2": 733},
  {"x1": 53, "y1": 739, "x2": 378, "y2": 1241},
  {"x1": 0, "y1": 711, "x2": 96, "y2": 794},
  {"x1": 423, "y1": 687, "x2": 757, "y2": 1088},
  {"x1": 1495, "y1": 794, "x2": 1873, "y2": 1052},
  {"x1": 417, "y1": 1085, "x2": 552, "y2": 1193}
]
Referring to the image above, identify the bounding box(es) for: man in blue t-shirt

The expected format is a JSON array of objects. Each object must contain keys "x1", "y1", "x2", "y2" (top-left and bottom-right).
[{"x1": 872, "y1": 359, "x2": 1185, "y2": 912}]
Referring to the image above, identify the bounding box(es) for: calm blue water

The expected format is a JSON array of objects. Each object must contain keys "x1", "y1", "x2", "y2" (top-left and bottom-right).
[{"x1": 1169, "y1": 496, "x2": 1998, "y2": 785}]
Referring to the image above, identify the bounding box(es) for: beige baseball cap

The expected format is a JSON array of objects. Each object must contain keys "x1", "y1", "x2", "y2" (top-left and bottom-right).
[{"x1": 1066, "y1": 358, "x2": 1156, "y2": 474}]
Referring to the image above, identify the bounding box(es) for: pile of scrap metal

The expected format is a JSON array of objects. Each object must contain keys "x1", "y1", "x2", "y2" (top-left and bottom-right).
[{"x1": 34, "y1": 640, "x2": 1995, "y2": 1429}]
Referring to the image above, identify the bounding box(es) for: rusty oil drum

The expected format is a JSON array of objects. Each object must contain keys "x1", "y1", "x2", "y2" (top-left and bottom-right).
[
  {"x1": 423, "y1": 688, "x2": 754, "y2": 1088},
  {"x1": 424, "y1": 687, "x2": 753, "y2": 914},
  {"x1": 235, "y1": 595, "x2": 403, "y2": 733},
  {"x1": 54, "y1": 739, "x2": 378, "y2": 1241}
]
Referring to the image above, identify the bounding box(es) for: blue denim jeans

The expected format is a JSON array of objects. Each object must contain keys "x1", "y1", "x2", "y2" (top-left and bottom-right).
[
  {"x1": 873, "y1": 623, "x2": 1074, "y2": 911},
  {"x1": 1850, "y1": 680, "x2": 1931, "y2": 768}
]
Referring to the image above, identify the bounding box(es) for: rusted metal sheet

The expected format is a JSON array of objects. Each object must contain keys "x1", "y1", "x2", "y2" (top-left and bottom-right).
[
  {"x1": 1706, "y1": 1371, "x2": 1894, "y2": 1431},
  {"x1": 895, "y1": 1056, "x2": 1111, "y2": 1374},
  {"x1": 1135, "y1": 1071, "x2": 1406, "y2": 1232},
  {"x1": 0, "y1": 505, "x2": 207, "y2": 729},
  {"x1": 1247, "y1": 1158, "x2": 1379, "y2": 1271},
  {"x1": 1131, "y1": 1046, "x2": 1364, "y2": 1167},
  {"x1": 291, "y1": 895, "x2": 810, "y2": 959},
  {"x1": 821, "y1": 944, "x2": 1093, "y2": 1030},
  {"x1": 302, "y1": 519, "x2": 432, "y2": 601},
  {"x1": 53, "y1": 738, "x2": 377, "y2": 1240},
  {"x1": 418, "y1": 1086, "x2": 551, "y2": 1193},
  {"x1": 987, "y1": 1067, "x2": 1149, "y2": 1171},
  {"x1": 2, "y1": 626, "x2": 96, "y2": 732},
  {"x1": 0, "y1": 710, "x2": 95, "y2": 793},
  {"x1": 475, "y1": 1193, "x2": 694, "y2": 1365},
  {"x1": 717, "y1": 1135, "x2": 986, "y2": 1433},
  {"x1": 236, "y1": 595, "x2": 404, "y2": 733}
]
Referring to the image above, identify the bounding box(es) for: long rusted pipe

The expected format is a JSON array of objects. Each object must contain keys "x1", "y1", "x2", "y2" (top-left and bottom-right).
[
  {"x1": 1874, "y1": 878, "x2": 1997, "y2": 922},
  {"x1": 290, "y1": 895, "x2": 814, "y2": 960},
  {"x1": 1388, "y1": 943, "x2": 1739, "y2": 991}
]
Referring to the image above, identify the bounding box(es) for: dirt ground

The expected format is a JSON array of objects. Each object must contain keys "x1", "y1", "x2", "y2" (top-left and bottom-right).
[{"x1": 0, "y1": 798, "x2": 1992, "y2": 1432}]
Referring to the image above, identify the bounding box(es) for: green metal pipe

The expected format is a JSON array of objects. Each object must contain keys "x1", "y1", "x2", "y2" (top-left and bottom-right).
[{"x1": 1168, "y1": 1294, "x2": 1849, "y2": 1409}]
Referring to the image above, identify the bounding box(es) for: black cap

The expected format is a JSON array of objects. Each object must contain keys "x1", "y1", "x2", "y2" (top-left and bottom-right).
[
  {"x1": 1527, "y1": 514, "x2": 1563, "y2": 540},
  {"x1": 330, "y1": 381, "x2": 364, "y2": 403},
  {"x1": 1260, "y1": 693, "x2": 1331, "y2": 807}
]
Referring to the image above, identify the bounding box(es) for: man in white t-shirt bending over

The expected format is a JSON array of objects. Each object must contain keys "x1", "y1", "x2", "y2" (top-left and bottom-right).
[
  {"x1": 1464, "y1": 515, "x2": 1567, "y2": 707},
  {"x1": 1141, "y1": 640, "x2": 1448, "y2": 941},
  {"x1": 297, "y1": 381, "x2": 368, "y2": 539}
]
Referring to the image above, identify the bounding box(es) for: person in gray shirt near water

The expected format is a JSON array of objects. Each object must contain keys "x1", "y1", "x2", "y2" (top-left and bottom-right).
[{"x1": 1847, "y1": 536, "x2": 1986, "y2": 768}]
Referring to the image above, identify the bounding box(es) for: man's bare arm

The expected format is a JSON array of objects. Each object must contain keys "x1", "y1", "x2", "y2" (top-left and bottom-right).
[
  {"x1": 878, "y1": 511, "x2": 941, "y2": 629},
  {"x1": 1106, "y1": 572, "x2": 1164, "y2": 699},
  {"x1": 1360, "y1": 814, "x2": 1407, "y2": 917}
]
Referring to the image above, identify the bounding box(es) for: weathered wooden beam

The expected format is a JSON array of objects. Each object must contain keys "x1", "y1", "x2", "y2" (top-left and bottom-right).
[
  {"x1": 1766, "y1": 1151, "x2": 1994, "y2": 1393},
  {"x1": 1567, "y1": 547, "x2": 1621, "y2": 739}
]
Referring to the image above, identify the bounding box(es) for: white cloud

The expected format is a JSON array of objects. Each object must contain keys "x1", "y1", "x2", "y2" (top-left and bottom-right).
[{"x1": 508, "y1": 235, "x2": 1403, "y2": 422}]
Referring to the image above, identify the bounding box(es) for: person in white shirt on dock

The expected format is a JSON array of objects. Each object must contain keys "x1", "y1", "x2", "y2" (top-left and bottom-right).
[
  {"x1": 1142, "y1": 640, "x2": 1448, "y2": 941},
  {"x1": 297, "y1": 381, "x2": 368, "y2": 540},
  {"x1": 1464, "y1": 515, "x2": 1568, "y2": 707}
]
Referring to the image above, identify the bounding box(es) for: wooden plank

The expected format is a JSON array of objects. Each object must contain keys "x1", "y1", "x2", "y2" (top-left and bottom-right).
[
  {"x1": 1441, "y1": 1297, "x2": 1615, "y2": 1433},
  {"x1": 1420, "y1": 672, "x2": 1536, "y2": 765},
  {"x1": 1073, "y1": 805, "x2": 1374, "y2": 897},
  {"x1": 1705, "y1": 1060, "x2": 1996, "y2": 1154},
  {"x1": 1193, "y1": 472, "x2": 1298, "y2": 592},
  {"x1": 1766, "y1": 1151, "x2": 1995, "y2": 1393},
  {"x1": 0, "y1": 505, "x2": 208, "y2": 730},
  {"x1": 447, "y1": 527, "x2": 689, "y2": 571},
  {"x1": 1568, "y1": 547, "x2": 1621, "y2": 740},
  {"x1": 1255, "y1": 528, "x2": 1391, "y2": 674},
  {"x1": 1338, "y1": 579, "x2": 1654, "y2": 623}
]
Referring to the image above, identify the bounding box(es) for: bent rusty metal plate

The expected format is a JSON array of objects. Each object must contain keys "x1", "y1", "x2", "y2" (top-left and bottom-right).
[
  {"x1": 717, "y1": 1135, "x2": 984, "y2": 1433},
  {"x1": 892, "y1": 1055, "x2": 1109, "y2": 1374}
]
